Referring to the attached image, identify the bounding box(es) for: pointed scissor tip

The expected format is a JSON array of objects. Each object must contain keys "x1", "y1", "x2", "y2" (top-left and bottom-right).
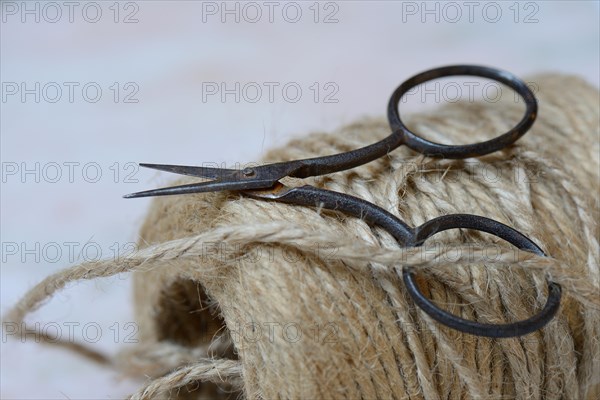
[
  {"x1": 123, "y1": 191, "x2": 150, "y2": 199},
  {"x1": 122, "y1": 188, "x2": 173, "y2": 198},
  {"x1": 123, "y1": 188, "x2": 170, "y2": 198}
]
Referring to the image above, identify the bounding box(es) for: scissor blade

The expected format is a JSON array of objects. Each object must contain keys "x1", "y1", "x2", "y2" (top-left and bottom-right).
[
  {"x1": 123, "y1": 178, "x2": 276, "y2": 199},
  {"x1": 139, "y1": 163, "x2": 237, "y2": 180}
]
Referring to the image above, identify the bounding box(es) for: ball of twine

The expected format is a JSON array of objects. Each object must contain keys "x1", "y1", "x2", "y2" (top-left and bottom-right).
[{"x1": 4, "y1": 73, "x2": 599, "y2": 399}]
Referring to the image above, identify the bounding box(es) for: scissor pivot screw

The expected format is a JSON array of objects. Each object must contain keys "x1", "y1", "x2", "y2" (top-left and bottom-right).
[{"x1": 242, "y1": 168, "x2": 256, "y2": 177}]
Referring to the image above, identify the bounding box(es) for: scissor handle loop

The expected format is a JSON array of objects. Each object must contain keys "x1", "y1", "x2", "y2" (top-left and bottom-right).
[
  {"x1": 387, "y1": 65, "x2": 538, "y2": 158},
  {"x1": 403, "y1": 214, "x2": 561, "y2": 338}
]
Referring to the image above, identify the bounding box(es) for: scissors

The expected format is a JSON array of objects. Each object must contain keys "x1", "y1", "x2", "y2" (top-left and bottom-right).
[{"x1": 125, "y1": 65, "x2": 561, "y2": 338}]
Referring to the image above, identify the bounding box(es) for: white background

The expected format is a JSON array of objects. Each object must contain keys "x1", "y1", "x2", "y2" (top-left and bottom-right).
[{"x1": 1, "y1": 1, "x2": 599, "y2": 398}]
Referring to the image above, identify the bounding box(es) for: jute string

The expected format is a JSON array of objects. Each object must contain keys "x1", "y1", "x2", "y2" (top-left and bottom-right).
[{"x1": 3, "y1": 74, "x2": 599, "y2": 399}]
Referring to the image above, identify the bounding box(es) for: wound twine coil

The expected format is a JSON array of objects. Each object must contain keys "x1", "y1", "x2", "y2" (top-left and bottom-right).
[{"x1": 4, "y1": 73, "x2": 600, "y2": 399}]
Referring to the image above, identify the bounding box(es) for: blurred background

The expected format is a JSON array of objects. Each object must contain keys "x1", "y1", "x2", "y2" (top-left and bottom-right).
[{"x1": 1, "y1": 1, "x2": 598, "y2": 397}]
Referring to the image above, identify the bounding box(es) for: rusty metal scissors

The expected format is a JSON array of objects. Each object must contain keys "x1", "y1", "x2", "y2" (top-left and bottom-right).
[{"x1": 125, "y1": 65, "x2": 561, "y2": 338}]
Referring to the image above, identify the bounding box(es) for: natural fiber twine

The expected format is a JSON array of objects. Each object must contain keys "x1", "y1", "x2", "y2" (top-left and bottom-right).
[{"x1": 4, "y1": 74, "x2": 600, "y2": 399}]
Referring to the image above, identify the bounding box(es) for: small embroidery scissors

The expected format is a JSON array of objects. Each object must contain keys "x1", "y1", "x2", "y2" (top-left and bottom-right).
[{"x1": 125, "y1": 65, "x2": 561, "y2": 338}]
